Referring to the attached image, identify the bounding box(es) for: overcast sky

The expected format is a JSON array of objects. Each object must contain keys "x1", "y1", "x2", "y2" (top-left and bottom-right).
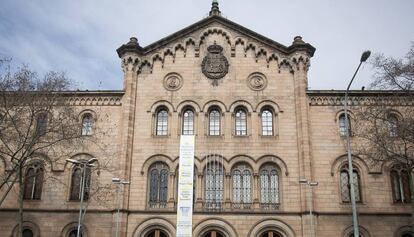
[{"x1": 1, "y1": 0, "x2": 413, "y2": 90}]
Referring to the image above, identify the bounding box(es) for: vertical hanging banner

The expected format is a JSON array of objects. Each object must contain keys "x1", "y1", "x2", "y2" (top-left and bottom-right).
[{"x1": 176, "y1": 135, "x2": 195, "y2": 237}]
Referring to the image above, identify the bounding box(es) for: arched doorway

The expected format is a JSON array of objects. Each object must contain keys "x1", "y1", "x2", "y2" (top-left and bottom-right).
[
  {"x1": 145, "y1": 229, "x2": 168, "y2": 237},
  {"x1": 202, "y1": 230, "x2": 225, "y2": 237}
]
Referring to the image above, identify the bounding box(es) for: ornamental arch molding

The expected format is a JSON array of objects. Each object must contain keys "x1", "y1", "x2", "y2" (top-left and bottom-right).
[
  {"x1": 132, "y1": 217, "x2": 176, "y2": 237},
  {"x1": 149, "y1": 100, "x2": 175, "y2": 114},
  {"x1": 172, "y1": 156, "x2": 202, "y2": 175},
  {"x1": 193, "y1": 218, "x2": 238, "y2": 237},
  {"x1": 229, "y1": 100, "x2": 254, "y2": 113},
  {"x1": 342, "y1": 225, "x2": 370, "y2": 237},
  {"x1": 60, "y1": 222, "x2": 89, "y2": 237},
  {"x1": 255, "y1": 100, "x2": 281, "y2": 113},
  {"x1": 394, "y1": 225, "x2": 414, "y2": 237},
  {"x1": 198, "y1": 27, "x2": 233, "y2": 47},
  {"x1": 176, "y1": 100, "x2": 202, "y2": 113},
  {"x1": 248, "y1": 219, "x2": 296, "y2": 237},
  {"x1": 202, "y1": 100, "x2": 227, "y2": 113},
  {"x1": 62, "y1": 153, "x2": 95, "y2": 172},
  {"x1": 330, "y1": 154, "x2": 371, "y2": 176},
  {"x1": 11, "y1": 221, "x2": 41, "y2": 237},
  {"x1": 257, "y1": 155, "x2": 289, "y2": 176},
  {"x1": 228, "y1": 155, "x2": 256, "y2": 173},
  {"x1": 140, "y1": 154, "x2": 174, "y2": 175}
]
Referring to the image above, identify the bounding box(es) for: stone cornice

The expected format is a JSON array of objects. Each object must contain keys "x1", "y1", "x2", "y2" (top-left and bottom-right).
[
  {"x1": 1, "y1": 90, "x2": 124, "y2": 106},
  {"x1": 307, "y1": 90, "x2": 414, "y2": 106}
]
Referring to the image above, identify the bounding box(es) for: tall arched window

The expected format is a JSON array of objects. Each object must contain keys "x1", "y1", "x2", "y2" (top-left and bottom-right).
[
  {"x1": 339, "y1": 113, "x2": 350, "y2": 136},
  {"x1": 340, "y1": 165, "x2": 361, "y2": 203},
  {"x1": 68, "y1": 229, "x2": 83, "y2": 237},
  {"x1": 145, "y1": 229, "x2": 168, "y2": 237},
  {"x1": 69, "y1": 164, "x2": 91, "y2": 201},
  {"x1": 209, "y1": 109, "x2": 220, "y2": 136},
  {"x1": 202, "y1": 230, "x2": 225, "y2": 237},
  {"x1": 387, "y1": 114, "x2": 399, "y2": 137},
  {"x1": 81, "y1": 113, "x2": 93, "y2": 136},
  {"x1": 391, "y1": 165, "x2": 411, "y2": 203},
  {"x1": 235, "y1": 108, "x2": 247, "y2": 136},
  {"x1": 22, "y1": 229, "x2": 34, "y2": 237},
  {"x1": 182, "y1": 109, "x2": 194, "y2": 135},
  {"x1": 35, "y1": 112, "x2": 48, "y2": 135},
  {"x1": 260, "y1": 230, "x2": 283, "y2": 237},
  {"x1": 149, "y1": 162, "x2": 169, "y2": 208},
  {"x1": 156, "y1": 109, "x2": 168, "y2": 136},
  {"x1": 259, "y1": 164, "x2": 279, "y2": 209},
  {"x1": 204, "y1": 155, "x2": 224, "y2": 210},
  {"x1": 261, "y1": 109, "x2": 273, "y2": 136},
  {"x1": 23, "y1": 162, "x2": 44, "y2": 200},
  {"x1": 232, "y1": 164, "x2": 252, "y2": 208}
]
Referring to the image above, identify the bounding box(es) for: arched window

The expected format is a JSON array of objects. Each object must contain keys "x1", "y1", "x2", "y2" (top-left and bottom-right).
[
  {"x1": 259, "y1": 164, "x2": 279, "y2": 209},
  {"x1": 232, "y1": 164, "x2": 252, "y2": 208},
  {"x1": 391, "y1": 165, "x2": 411, "y2": 203},
  {"x1": 69, "y1": 164, "x2": 91, "y2": 201},
  {"x1": 340, "y1": 165, "x2": 361, "y2": 203},
  {"x1": 235, "y1": 108, "x2": 247, "y2": 136},
  {"x1": 35, "y1": 112, "x2": 48, "y2": 135},
  {"x1": 68, "y1": 229, "x2": 83, "y2": 237},
  {"x1": 182, "y1": 109, "x2": 194, "y2": 135},
  {"x1": 81, "y1": 113, "x2": 93, "y2": 136},
  {"x1": 145, "y1": 229, "x2": 168, "y2": 237},
  {"x1": 23, "y1": 163, "x2": 44, "y2": 200},
  {"x1": 204, "y1": 156, "x2": 224, "y2": 210},
  {"x1": 387, "y1": 114, "x2": 399, "y2": 137},
  {"x1": 156, "y1": 109, "x2": 168, "y2": 136},
  {"x1": 202, "y1": 230, "x2": 225, "y2": 237},
  {"x1": 339, "y1": 113, "x2": 350, "y2": 136},
  {"x1": 22, "y1": 229, "x2": 34, "y2": 237},
  {"x1": 259, "y1": 230, "x2": 282, "y2": 237},
  {"x1": 209, "y1": 109, "x2": 220, "y2": 136},
  {"x1": 261, "y1": 109, "x2": 273, "y2": 136},
  {"x1": 148, "y1": 162, "x2": 169, "y2": 208}
]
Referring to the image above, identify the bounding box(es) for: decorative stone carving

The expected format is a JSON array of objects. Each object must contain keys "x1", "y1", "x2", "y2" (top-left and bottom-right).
[
  {"x1": 201, "y1": 43, "x2": 229, "y2": 85},
  {"x1": 163, "y1": 73, "x2": 183, "y2": 91},
  {"x1": 247, "y1": 73, "x2": 267, "y2": 91}
]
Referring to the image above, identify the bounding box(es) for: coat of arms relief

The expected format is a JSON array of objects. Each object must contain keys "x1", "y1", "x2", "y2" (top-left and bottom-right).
[{"x1": 201, "y1": 43, "x2": 229, "y2": 86}]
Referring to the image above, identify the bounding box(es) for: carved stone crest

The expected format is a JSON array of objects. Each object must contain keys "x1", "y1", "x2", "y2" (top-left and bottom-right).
[
  {"x1": 163, "y1": 73, "x2": 183, "y2": 91},
  {"x1": 201, "y1": 43, "x2": 229, "y2": 85},
  {"x1": 247, "y1": 73, "x2": 267, "y2": 91}
]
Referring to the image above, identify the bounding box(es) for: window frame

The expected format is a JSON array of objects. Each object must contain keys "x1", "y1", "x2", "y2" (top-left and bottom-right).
[
  {"x1": 35, "y1": 112, "x2": 48, "y2": 136},
  {"x1": 148, "y1": 162, "x2": 170, "y2": 209},
  {"x1": 234, "y1": 107, "x2": 248, "y2": 136},
  {"x1": 390, "y1": 165, "x2": 411, "y2": 204},
  {"x1": 339, "y1": 165, "x2": 362, "y2": 203},
  {"x1": 259, "y1": 163, "x2": 280, "y2": 209},
  {"x1": 231, "y1": 163, "x2": 252, "y2": 208},
  {"x1": 181, "y1": 108, "x2": 195, "y2": 135},
  {"x1": 23, "y1": 162, "x2": 44, "y2": 200},
  {"x1": 208, "y1": 108, "x2": 221, "y2": 136},
  {"x1": 260, "y1": 108, "x2": 275, "y2": 136},
  {"x1": 155, "y1": 108, "x2": 169, "y2": 136},
  {"x1": 69, "y1": 164, "x2": 91, "y2": 201},
  {"x1": 81, "y1": 113, "x2": 94, "y2": 136},
  {"x1": 338, "y1": 113, "x2": 351, "y2": 137}
]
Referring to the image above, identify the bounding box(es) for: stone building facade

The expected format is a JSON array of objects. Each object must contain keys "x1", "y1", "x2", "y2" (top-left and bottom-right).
[{"x1": 0, "y1": 2, "x2": 412, "y2": 237}]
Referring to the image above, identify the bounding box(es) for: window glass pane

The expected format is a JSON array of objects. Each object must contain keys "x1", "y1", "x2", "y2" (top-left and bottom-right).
[
  {"x1": 402, "y1": 171, "x2": 411, "y2": 203},
  {"x1": 388, "y1": 114, "x2": 398, "y2": 137},
  {"x1": 23, "y1": 168, "x2": 35, "y2": 199},
  {"x1": 339, "y1": 114, "x2": 350, "y2": 136},
  {"x1": 156, "y1": 110, "x2": 168, "y2": 136},
  {"x1": 209, "y1": 110, "x2": 220, "y2": 136},
  {"x1": 22, "y1": 229, "x2": 33, "y2": 237},
  {"x1": 235, "y1": 109, "x2": 247, "y2": 136},
  {"x1": 36, "y1": 113, "x2": 48, "y2": 135},
  {"x1": 204, "y1": 159, "x2": 224, "y2": 210},
  {"x1": 182, "y1": 110, "x2": 194, "y2": 135},
  {"x1": 70, "y1": 165, "x2": 91, "y2": 201},
  {"x1": 352, "y1": 171, "x2": 361, "y2": 202},
  {"x1": 340, "y1": 170, "x2": 350, "y2": 202},
  {"x1": 391, "y1": 170, "x2": 402, "y2": 202},
  {"x1": 261, "y1": 110, "x2": 273, "y2": 136},
  {"x1": 81, "y1": 113, "x2": 93, "y2": 135},
  {"x1": 260, "y1": 165, "x2": 279, "y2": 205}
]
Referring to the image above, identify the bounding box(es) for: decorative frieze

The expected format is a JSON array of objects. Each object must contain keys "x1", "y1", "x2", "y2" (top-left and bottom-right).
[{"x1": 308, "y1": 93, "x2": 414, "y2": 106}]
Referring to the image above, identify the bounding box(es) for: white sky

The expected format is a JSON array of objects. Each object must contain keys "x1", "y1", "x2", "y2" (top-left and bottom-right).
[{"x1": 0, "y1": 0, "x2": 413, "y2": 90}]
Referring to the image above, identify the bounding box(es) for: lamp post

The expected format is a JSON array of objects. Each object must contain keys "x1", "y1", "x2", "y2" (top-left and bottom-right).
[
  {"x1": 112, "y1": 177, "x2": 130, "y2": 237},
  {"x1": 299, "y1": 177, "x2": 318, "y2": 237},
  {"x1": 66, "y1": 158, "x2": 98, "y2": 237},
  {"x1": 343, "y1": 50, "x2": 371, "y2": 237}
]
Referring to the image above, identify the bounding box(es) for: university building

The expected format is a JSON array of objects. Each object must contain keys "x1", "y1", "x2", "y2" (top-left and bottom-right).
[{"x1": 0, "y1": 2, "x2": 412, "y2": 237}]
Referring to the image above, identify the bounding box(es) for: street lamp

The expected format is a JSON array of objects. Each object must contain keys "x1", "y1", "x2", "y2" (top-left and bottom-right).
[
  {"x1": 112, "y1": 177, "x2": 130, "y2": 237},
  {"x1": 343, "y1": 50, "x2": 371, "y2": 237},
  {"x1": 299, "y1": 177, "x2": 318, "y2": 237},
  {"x1": 66, "y1": 158, "x2": 98, "y2": 237}
]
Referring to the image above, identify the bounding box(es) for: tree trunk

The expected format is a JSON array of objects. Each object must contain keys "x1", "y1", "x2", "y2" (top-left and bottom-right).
[
  {"x1": 409, "y1": 171, "x2": 414, "y2": 234},
  {"x1": 18, "y1": 165, "x2": 23, "y2": 237}
]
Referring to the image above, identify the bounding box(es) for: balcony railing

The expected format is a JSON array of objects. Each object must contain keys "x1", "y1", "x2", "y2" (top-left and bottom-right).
[
  {"x1": 203, "y1": 201, "x2": 223, "y2": 211},
  {"x1": 260, "y1": 202, "x2": 280, "y2": 210},
  {"x1": 232, "y1": 202, "x2": 252, "y2": 210},
  {"x1": 149, "y1": 201, "x2": 167, "y2": 209}
]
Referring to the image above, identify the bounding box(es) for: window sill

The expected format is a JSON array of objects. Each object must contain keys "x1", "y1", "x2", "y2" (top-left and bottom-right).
[
  {"x1": 152, "y1": 134, "x2": 170, "y2": 138},
  {"x1": 259, "y1": 134, "x2": 278, "y2": 139}
]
